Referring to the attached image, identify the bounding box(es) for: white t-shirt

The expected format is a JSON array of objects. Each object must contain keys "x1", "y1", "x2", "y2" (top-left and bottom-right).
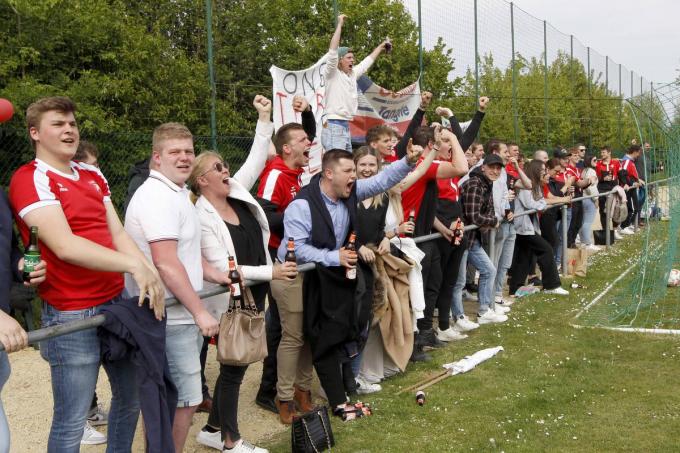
[{"x1": 124, "y1": 169, "x2": 203, "y2": 325}]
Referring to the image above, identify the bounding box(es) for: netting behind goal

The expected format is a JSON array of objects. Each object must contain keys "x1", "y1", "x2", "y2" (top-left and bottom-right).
[{"x1": 575, "y1": 82, "x2": 680, "y2": 332}]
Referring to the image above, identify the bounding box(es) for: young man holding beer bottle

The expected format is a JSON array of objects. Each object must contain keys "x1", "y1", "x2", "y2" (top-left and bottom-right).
[
  {"x1": 278, "y1": 144, "x2": 422, "y2": 419},
  {"x1": 8, "y1": 96, "x2": 164, "y2": 452}
]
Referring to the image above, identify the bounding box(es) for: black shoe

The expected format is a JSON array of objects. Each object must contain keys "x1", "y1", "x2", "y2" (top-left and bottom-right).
[
  {"x1": 465, "y1": 283, "x2": 479, "y2": 293},
  {"x1": 417, "y1": 329, "x2": 445, "y2": 350},
  {"x1": 528, "y1": 276, "x2": 542, "y2": 287},
  {"x1": 409, "y1": 343, "x2": 431, "y2": 362},
  {"x1": 255, "y1": 392, "x2": 279, "y2": 414}
]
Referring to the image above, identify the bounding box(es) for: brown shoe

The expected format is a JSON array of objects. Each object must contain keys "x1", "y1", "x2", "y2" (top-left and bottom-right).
[
  {"x1": 197, "y1": 396, "x2": 213, "y2": 413},
  {"x1": 294, "y1": 386, "x2": 314, "y2": 413},
  {"x1": 276, "y1": 398, "x2": 297, "y2": 424}
]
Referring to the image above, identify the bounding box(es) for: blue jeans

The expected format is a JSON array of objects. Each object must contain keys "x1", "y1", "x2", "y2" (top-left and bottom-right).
[
  {"x1": 0, "y1": 351, "x2": 10, "y2": 453},
  {"x1": 555, "y1": 207, "x2": 572, "y2": 266},
  {"x1": 40, "y1": 300, "x2": 140, "y2": 453},
  {"x1": 492, "y1": 223, "x2": 516, "y2": 297},
  {"x1": 451, "y1": 239, "x2": 497, "y2": 317},
  {"x1": 579, "y1": 198, "x2": 597, "y2": 245},
  {"x1": 321, "y1": 119, "x2": 352, "y2": 152}
]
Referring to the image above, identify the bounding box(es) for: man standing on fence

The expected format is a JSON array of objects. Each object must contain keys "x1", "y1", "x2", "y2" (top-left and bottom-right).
[
  {"x1": 619, "y1": 144, "x2": 643, "y2": 233},
  {"x1": 9, "y1": 96, "x2": 164, "y2": 452},
  {"x1": 124, "y1": 119, "x2": 237, "y2": 452},
  {"x1": 321, "y1": 13, "x2": 391, "y2": 152}
]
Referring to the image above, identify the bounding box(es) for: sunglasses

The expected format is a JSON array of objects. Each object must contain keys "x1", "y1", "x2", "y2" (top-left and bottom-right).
[{"x1": 200, "y1": 161, "x2": 228, "y2": 177}]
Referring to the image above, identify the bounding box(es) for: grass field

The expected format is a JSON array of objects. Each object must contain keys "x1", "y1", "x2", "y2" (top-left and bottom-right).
[{"x1": 264, "y1": 232, "x2": 680, "y2": 452}]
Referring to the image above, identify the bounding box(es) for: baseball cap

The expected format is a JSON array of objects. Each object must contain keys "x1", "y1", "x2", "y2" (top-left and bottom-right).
[
  {"x1": 338, "y1": 47, "x2": 352, "y2": 58},
  {"x1": 483, "y1": 154, "x2": 504, "y2": 167},
  {"x1": 553, "y1": 148, "x2": 569, "y2": 158}
]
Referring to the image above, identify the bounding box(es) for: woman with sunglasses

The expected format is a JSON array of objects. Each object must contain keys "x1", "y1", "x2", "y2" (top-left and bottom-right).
[{"x1": 190, "y1": 97, "x2": 298, "y2": 453}]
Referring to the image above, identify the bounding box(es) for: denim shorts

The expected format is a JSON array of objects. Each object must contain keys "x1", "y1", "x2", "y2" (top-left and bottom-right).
[
  {"x1": 321, "y1": 119, "x2": 352, "y2": 153},
  {"x1": 166, "y1": 324, "x2": 204, "y2": 407}
]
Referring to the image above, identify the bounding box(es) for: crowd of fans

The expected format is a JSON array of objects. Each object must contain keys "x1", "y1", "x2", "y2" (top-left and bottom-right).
[{"x1": 0, "y1": 14, "x2": 651, "y2": 453}]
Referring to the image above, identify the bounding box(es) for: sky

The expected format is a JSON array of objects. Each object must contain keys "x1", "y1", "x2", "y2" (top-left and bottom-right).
[{"x1": 510, "y1": 0, "x2": 680, "y2": 84}]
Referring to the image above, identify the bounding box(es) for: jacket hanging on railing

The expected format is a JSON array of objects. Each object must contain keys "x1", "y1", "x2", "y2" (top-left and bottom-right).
[{"x1": 98, "y1": 298, "x2": 177, "y2": 453}]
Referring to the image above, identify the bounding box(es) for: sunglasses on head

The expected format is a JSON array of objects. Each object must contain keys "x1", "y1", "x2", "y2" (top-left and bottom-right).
[{"x1": 200, "y1": 161, "x2": 228, "y2": 177}]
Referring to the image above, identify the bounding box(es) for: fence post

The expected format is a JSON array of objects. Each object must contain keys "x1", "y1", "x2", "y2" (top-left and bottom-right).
[
  {"x1": 510, "y1": 2, "x2": 519, "y2": 143},
  {"x1": 570, "y1": 35, "x2": 575, "y2": 146},
  {"x1": 587, "y1": 46, "x2": 592, "y2": 150},
  {"x1": 543, "y1": 20, "x2": 549, "y2": 149},
  {"x1": 205, "y1": 0, "x2": 218, "y2": 150},
  {"x1": 605, "y1": 192, "x2": 613, "y2": 247},
  {"x1": 474, "y1": 0, "x2": 480, "y2": 117},
  {"x1": 489, "y1": 226, "x2": 496, "y2": 267},
  {"x1": 417, "y1": 0, "x2": 423, "y2": 78},
  {"x1": 333, "y1": 0, "x2": 338, "y2": 25},
  {"x1": 618, "y1": 63, "x2": 623, "y2": 149},
  {"x1": 561, "y1": 204, "x2": 568, "y2": 273}
]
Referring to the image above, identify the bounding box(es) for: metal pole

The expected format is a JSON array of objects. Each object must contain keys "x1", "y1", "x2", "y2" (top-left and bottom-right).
[
  {"x1": 630, "y1": 69, "x2": 634, "y2": 98},
  {"x1": 511, "y1": 3, "x2": 519, "y2": 143},
  {"x1": 570, "y1": 35, "x2": 575, "y2": 146},
  {"x1": 333, "y1": 0, "x2": 338, "y2": 26},
  {"x1": 418, "y1": 0, "x2": 423, "y2": 78},
  {"x1": 474, "y1": 0, "x2": 480, "y2": 115},
  {"x1": 543, "y1": 20, "x2": 549, "y2": 149},
  {"x1": 587, "y1": 47, "x2": 592, "y2": 149},
  {"x1": 561, "y1": 204, "x2": 568, "y2": 273},
  {"x1": 605, "y1": 56, "x2": 609, "y2": 94},
  {"x1": 618, "y1": 63, "x2": 622, "y2": 149},
  {"x1": 605, "y1": 193, "x2": 613, "y2": 247},
  {"x1": 205, "y1": 0, "x2": 218, "y2": 150}
]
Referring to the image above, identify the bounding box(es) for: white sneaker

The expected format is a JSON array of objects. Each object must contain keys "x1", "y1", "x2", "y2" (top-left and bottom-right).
[
  {"x1": 494, "y1": 295, "x2": 514, "y2": 306},
  {"x1": 87, "y1": 403, "x2": 108, "y2": 426},
  {"x1": 477, "y1": 310, "x2": 508, "y2": 324},
  {"x1": 453, "y1": 315, "x2": 479, "y2": 332},
  {"x1": 494, "y1": 304, "x2": 511, "y2": 314},
  {"x1": 356, "y1": 377, "x2": 382, "y2": 395},
  {"x1": 81, "y1": 421, "x2": 106, "y2": 445},
  {"x1": 229, "y1": 439, "x2": 269, "y2": 453},
  {"x1": 544, "y1": 287, "x2": 570, "y2": 296},
  {"x1": 196, "y1": 429, "x2": 223, "y2": 450},
  {"x1": 435, "y1": 327, "x2": 468, "y2": 342},
  {"x1": 621, "y1": 226, "x2": 635, "y2": 235},
  {"x1": 614, "y1": 230, "x2": 624, "y2": 240},
  {"x1": 585, "y1": 244, "x2": 601, "y2": 252}
]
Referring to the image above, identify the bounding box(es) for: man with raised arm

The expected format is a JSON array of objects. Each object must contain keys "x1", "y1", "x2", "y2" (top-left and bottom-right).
[
  {"x1": 9, "y1": 96, "x2": 163, "y2": 452},
  {"x1": 322, "y1": 13, "x2": 390, "y2": 152},
  {"x1": 278, "y1": 143, "x2": 423, "y2": 419}
]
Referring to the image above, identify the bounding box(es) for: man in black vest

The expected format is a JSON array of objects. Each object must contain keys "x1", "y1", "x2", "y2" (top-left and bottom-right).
[{"x1": 277, "y1": 145, "x2": 422, "y2": 418}]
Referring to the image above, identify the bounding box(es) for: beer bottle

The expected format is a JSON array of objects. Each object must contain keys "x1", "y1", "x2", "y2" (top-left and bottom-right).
[
  {"x1": 227, "y1": 256, "x2": 244, "y2": 304},
  {"x1": 452, "y1": 217, "x2": 463, "y2": 246},
  {"x1": 23, "y1": 226, "x2": 40, "y2": 282},
  {"x1": 284, "y1": 237, "x2": 296, "y2": 263},
  {"x1": 345, "y1": 232, "x2": 357, "y2": 280},
  {"x1": 405, "y1": 209, "x2": 416, "y2": 238},
  {"x1": 506, "y1": 177, "x2": 516, "y2": 218}
]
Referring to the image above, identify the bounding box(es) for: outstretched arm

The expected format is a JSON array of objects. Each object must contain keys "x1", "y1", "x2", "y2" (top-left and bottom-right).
[
  {"x1": 234, "y1": 95, "x2": 274, "y2": 191},
  {"x1": 396, "y1": 91, "x2": 432, "y2": 159}
]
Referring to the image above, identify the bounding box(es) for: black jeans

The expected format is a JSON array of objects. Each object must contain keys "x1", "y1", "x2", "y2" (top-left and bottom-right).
[
  {"x1": 258, "y1": 297, "x2": 281, "y2": 399},
  {"x1": 313, "y1": 349, "x2": 350, "y2": 408},
  {"x1": 435, "y1": 237, "x2": 466, "y2": 330},
  {"x1": 200, "y1": 337, "x2": 211, "y2": 399},
  {"x1": 207, "y1": 364, "x2": 248, "y2": 442},
  {"x1": 540, "y1": 209, "x2": 560, "y2": 252},
  {"x1": 621, "y1": 188, "x2": 640, "y2": 229},
  {"x1": 509, "y1": 234, "x2": 561, "y2": 294},
  {"x1": 567, "y1": 201, "x2": 583, "y2": 248},
  {"x1": 416, "y1": 240, "x2": 442, "y2": 332}
]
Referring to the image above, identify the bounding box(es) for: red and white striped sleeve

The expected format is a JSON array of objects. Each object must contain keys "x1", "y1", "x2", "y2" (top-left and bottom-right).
[{"x1": 9, "y1": 162, "x2": 61, "y2": 219}]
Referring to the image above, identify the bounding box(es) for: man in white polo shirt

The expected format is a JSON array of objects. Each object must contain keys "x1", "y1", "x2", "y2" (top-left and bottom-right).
[{"x1": 124, "y1": 122, "x2": 229, "y2": 452}]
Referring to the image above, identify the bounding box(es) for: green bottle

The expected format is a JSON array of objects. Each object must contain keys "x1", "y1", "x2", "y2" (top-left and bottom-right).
[{"x1": 23, "y1": 226, "x2": 40, "y2": 282}]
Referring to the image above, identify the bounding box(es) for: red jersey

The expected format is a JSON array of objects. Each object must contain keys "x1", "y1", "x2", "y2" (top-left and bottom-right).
[
  {"x1": 382, "y1": 151, "x2": 398, "y2": 163},
  {"x1": 620, "y1": 157, "x2": 639, "y2": 183},
  {"x1": 401, "y1": 158, "x2": 440, "y2": 222},
  {"x1": 595, "y1": 159, "x2": 620, "y2": 181},
  {"x1": 9, "y1": 159, "x2": 124, "y2": 310},
  {"x1": 437, "y1": 176, "x2": 460, "y2": 202},
  {"x1": 566, "y1": 164, "x2": 581, "y2": 181},
  {"x1": 257, "y1": 156, "x2": 304, "y2": 249}
]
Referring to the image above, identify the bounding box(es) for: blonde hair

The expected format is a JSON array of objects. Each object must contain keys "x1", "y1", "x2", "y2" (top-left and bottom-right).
[
  {"x1": 152, "y1": 122, "x2": 193, "y2": 153},
  {"x1": 187, "y1": 151, "x2": 222, "y2": 203},
  {"x1": 353, "y1": 146, "x2": 384, "y2": 208}
]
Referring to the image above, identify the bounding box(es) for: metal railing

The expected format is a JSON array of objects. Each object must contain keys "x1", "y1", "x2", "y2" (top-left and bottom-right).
[{"x1": 3, "y1": 177, "x2": 675, "y2": 352}]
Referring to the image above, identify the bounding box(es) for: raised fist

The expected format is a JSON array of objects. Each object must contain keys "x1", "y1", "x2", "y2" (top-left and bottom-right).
[
  {"x1": 420, "y1": 91, "x2": 433, "y2": 110},
  {"x1": 253, "y1": 95, "x2": 272, "y2": 114},
  {"x1": 292, "y1": 95, "x2": 310, "y2": 113},
  {"x1": 479, "y1": 96, "x2": 490, "y2": 111}
]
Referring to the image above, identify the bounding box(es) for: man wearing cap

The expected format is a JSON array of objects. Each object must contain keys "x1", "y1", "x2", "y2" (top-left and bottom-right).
[
  {"x1": 322, "y1": 14, "x2": 390, "y2": 152},
  {"x1": 453, "y1": 154, "x2": 507, "y2": 325}
]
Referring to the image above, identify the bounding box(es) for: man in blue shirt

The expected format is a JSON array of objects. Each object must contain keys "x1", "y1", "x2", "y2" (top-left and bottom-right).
[{"x1": 275, "y1": 144, "x2": 421, "y2": 419}]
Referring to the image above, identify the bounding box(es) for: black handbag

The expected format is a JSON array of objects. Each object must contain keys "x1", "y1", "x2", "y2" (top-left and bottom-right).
[
  {"x1": 593, "y1": 229, "x2": 616, "y2": 246},
  {"x1": 291, "y1": 406, "x2": 335, "y2": 453}
]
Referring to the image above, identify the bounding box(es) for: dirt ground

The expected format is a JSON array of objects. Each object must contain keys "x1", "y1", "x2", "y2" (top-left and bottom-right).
[{"x1": 4, "y1": 345, "x2": 287, "y2": 452}]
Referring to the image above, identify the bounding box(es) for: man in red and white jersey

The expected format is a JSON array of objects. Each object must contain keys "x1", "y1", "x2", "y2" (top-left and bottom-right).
[
  {"x1": 619, "y1": 144, "x2": 644, "y2": 232},
  {"x1": 595, "y1": 145, "x2": 622, "y2": 230},
  {"x1": 8, "y1": 96, "x2": 163, "y2": 451}
]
